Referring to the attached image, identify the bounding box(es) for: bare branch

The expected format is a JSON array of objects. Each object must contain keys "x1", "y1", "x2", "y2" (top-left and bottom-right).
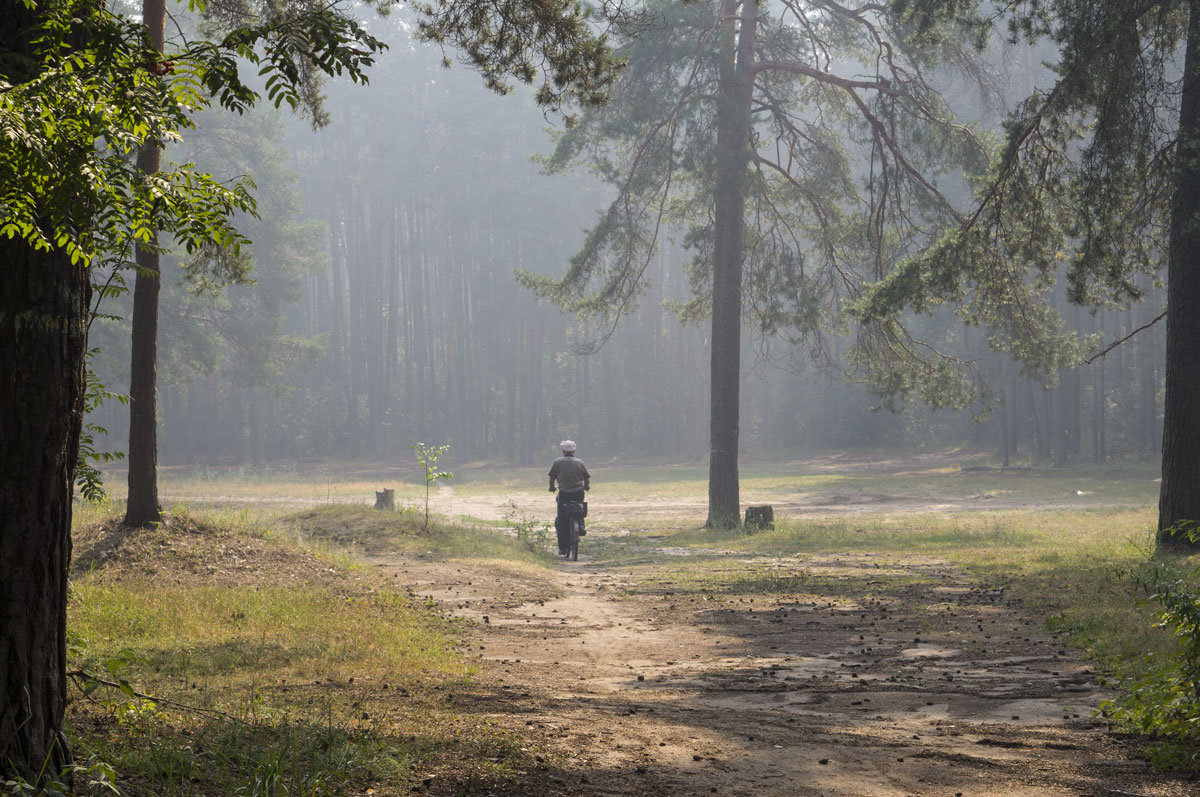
[{"x1": 1081, "y1": 310, "x2": 1166, "y2": 365}]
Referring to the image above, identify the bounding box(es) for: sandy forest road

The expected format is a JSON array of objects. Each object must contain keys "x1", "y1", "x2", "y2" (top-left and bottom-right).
[
  {"x1": 427, "y1": 489, "x2": 1145, "y2": 525},
  {"x1": 370, "y1": 543, "x2": 1193, "y2": 796},
  {"x1": 157, "y1": 449, "x2": 1158, "y2": 522}
]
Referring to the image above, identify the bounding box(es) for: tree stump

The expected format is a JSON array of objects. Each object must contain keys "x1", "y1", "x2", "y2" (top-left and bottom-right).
[
  {"x1": 374, "y1": 489, "x2": 395, "y2": 510},
  {"x1": 744, "y1": 505, "x2": 774, "y2": 531}
]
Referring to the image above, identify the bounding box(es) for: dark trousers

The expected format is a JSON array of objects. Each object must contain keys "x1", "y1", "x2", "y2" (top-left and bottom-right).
[{"x1": 555, "y1": 489, "x2": 586, "y2": 552}]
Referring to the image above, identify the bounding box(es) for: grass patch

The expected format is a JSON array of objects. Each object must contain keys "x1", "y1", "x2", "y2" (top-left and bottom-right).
[
  {"x1": 277, "y1": 505, "x2": 556, "y2": 566},
  {"x1": 71, "y1": 582, "x2": 463, "y2": 681},
  {"x1": 66, "y1": 507, "x2": 548, "y2": 795},
  {"x1": 657, "y1": 507, "x2": 1155, "y2": 563}
]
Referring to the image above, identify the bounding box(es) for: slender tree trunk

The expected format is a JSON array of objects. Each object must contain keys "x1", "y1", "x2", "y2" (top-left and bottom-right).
[
  {"x1": 232, "y1": 387, "x2": 246, "y2": 464},
  {"x1": 998, "y1": 363, "x2": 1011, "y2": 467},
  {"x1": 1027, "y1": 381, "x2": 1045, "y2": 461},
  {"x1": 124, "y1": 0, "x2": 166, "y2": 527},
  {"x1": 707, "y1": 0, "x2": 756, "y2": 528},
  {"x1": 1015, "y1": 380, "x2": 1026, "y2": 459},
  {"x1": 604, "y1": 353, "x2": 619, "y2": 456},
  {"x1": 1094, "y1": 310, "x2": 1107, "y2": 463},
  {"x1": 1158, "y1": 0, "x2": 1200, "y2": 548},
  {"x1": 1054, "y1": 376, "x2": 1069, "y2": 467}
]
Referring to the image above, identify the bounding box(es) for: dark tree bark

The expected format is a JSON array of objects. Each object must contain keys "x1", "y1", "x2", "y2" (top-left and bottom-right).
[
  {"x1": 124, "y1": 0, "x2": 166, "y2": 527},
  {"x1": 707, "y1": 0, "x2": 756, "y2": 528},
  {"x1": 0, "y1": 7, "x2": 91, "y2": 779},
  {"x1": 0, "y1": 244, "x2": 87, "y2": 782},
  {"x1": 1158, "y1": 1, "x2": 1200, "y2": 549}
]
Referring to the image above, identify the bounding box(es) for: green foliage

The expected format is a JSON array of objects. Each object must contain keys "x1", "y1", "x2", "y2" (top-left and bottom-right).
[
  {"x1": 413, "y1": 0, "x2": 622, "y2": 118},
  {"x1": 503, "y1": 501, "x2": 552, "y2": 553},
  {"x1": 2, "y1": 756, "x2": 120, "y2": 797},
  {"x1": 3, "y1": 1, "x2": 241, "y2": 267},
  {"x1": 1102, "y1": 554, "x2": 1200, "y2": 769},
  {"x1": 856, "y1": 0, "x2": 1180, "y2": 400},
  {"x1": 0, "y1": 0, "x2": 384, "y2": 275},
  {"x1": 411, "y1": 442, "x2": 452, "y2": 533}
]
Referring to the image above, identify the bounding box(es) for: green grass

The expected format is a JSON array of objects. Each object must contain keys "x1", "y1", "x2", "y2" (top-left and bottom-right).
[
  {"x1": 638, "y1": 506, "x2": 1156, "y2": 562},
  {"x1": 71, "y1": 583, "x2": 464, "y2": 681},
  {"x1": 95, "y1": 455, "x2": 1161, "y2": 513},
  {"x1": 65, "y1": 505, "x2": 550, "y2": 795},
  {"x1": 277, "y1": 505, "x2": 556, "y2": 566}
]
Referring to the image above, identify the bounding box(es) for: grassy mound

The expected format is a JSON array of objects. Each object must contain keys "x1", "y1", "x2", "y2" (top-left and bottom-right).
[{"x1": 66, "y1": 509, "x2": 545, "y2": 795}]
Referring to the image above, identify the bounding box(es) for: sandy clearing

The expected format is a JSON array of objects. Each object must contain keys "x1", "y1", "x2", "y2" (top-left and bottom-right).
[{"x1": 162, "y1": 485, "x2": 1148, "y2": 527}]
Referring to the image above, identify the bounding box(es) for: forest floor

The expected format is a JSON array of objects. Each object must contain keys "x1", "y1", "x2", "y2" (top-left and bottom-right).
[
  {"x1": 148, "y1": 448, "x2": 1162, "y2": 523},
  {"x1": 360, "y1": 536, "x2": 1191, "y2": 796},
  {"x1": 74, "y1": 452, "x2": 1198, "y2": 795}
]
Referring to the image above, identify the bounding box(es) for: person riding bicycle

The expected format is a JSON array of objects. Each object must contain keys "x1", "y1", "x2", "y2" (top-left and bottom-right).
[{"x1": 548, "y1": 440, "x2": 590, "y2": 557}]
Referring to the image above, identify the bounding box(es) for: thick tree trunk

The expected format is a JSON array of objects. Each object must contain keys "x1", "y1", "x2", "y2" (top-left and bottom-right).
[
  {"x1": 125, "y1": 0, "x2": 166, "y2": 527},
  {"x1": 707, "y1": 0, "x2": 756, "y2": 528},
  {"x1": 0, "y1": 11, "x2": 87, "y2": 779},
  {"x1": 1158, "y1": 1, "x2": 1200, "y2": 549},
  {"x1": 0, "y1": 239, "x2": 87, "y2": 781}
]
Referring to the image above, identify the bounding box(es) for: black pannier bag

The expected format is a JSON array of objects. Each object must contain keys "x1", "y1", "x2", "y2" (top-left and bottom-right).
[{"x1": 563, "y1": 501, "x2": 588, "y2": 519}]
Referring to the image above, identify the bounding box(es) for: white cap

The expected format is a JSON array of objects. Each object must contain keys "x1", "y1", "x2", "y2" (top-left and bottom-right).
[{"x1": 560, "y1": 440, "x2": 577, "y2": 453}]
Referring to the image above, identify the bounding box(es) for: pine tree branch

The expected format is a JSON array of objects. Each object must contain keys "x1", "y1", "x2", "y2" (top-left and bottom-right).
[{"x1": 751, "y1": 58, "x2": 900, "y2": 96}]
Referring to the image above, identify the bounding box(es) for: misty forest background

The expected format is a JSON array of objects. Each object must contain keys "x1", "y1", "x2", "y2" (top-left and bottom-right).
[{"x1": 85, "y1": 9, "x2": 1166, "y2": 472}]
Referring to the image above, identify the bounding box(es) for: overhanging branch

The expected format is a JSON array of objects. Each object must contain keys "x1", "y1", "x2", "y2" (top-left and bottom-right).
[{"x1": 1081, "y1": 309, "x2": 1166, "y2": 364}]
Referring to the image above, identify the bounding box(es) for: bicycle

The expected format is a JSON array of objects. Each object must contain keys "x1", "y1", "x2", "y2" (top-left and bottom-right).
[{"x1": 561, "y1": 501, "x2": 587, "y2": 561}]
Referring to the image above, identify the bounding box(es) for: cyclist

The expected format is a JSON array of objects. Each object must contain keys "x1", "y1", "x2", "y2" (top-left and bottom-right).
[{"x1": 548, "y1": 440, "x2": 590, "y2": 556}]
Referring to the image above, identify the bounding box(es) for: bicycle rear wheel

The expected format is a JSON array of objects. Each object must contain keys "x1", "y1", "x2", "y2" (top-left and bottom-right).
[{"x1": 569, "y1": 519, "x2": 580, "y2": 561}]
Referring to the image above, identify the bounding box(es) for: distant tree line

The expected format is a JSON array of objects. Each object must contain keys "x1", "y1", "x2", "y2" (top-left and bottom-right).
[
  {"x1": 33, "y1": 3, "x2": 1192, "y2": 537},
  {"x1": 87, "y1": 13, "x2": 1168, "y2": 472}
]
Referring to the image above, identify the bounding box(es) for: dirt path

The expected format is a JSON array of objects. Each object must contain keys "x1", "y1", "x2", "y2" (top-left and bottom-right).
[{"x1": 371, "y1": 544, "x2": 1194, "y2": 796}]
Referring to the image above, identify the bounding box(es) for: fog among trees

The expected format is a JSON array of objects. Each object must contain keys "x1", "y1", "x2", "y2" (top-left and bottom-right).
[{"x1": 83, "y1": 7, "x2": 1167, "y2": 473}]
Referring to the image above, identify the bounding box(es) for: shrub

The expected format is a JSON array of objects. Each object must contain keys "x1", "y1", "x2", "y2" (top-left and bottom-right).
[{"x1": 1102, "y1": 558, "x2": 1200, "y2": 769}]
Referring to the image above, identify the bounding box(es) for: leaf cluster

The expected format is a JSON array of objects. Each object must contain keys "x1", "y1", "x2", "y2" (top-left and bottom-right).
[
  {"x1": 411, "y1": 442, "x2": 453, "y2": 485},
  {"x1": 1, "y1": 0, "x2": 385, "y2": 277},
  {"x1": 1, "y1": 1, "x2": 253, "y2": 269}
]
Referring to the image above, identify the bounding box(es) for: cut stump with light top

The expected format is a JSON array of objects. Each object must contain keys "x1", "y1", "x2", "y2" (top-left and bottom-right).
[{"x1": 374, "y1": 489, "x2": 395, "y2": 510}]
